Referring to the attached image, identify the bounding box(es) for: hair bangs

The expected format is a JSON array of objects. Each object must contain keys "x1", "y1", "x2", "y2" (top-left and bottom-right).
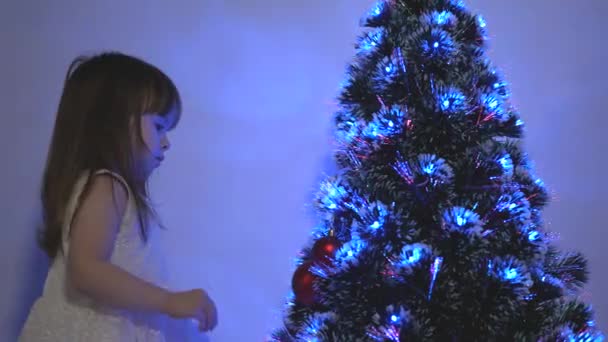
[{"x1": 140, "y1": 69, "x2": 182, "y2": 130}]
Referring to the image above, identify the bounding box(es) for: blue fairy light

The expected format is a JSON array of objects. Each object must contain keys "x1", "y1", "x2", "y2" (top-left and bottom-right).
[
  {"x1": 400, "y1": 154, "x2": 454, "y2": 186},
  {"x1": 363, "y1": 201, "x2": 389, "y2": 232},
  {"x1": 490, "y1": 257, "x2": 532, "y2": 296},
  {"x1": 361, "y1": 30, "x2": 383, "y2": 51},
  {"x1": 487, "y1": 97, "x2": 499, "y2": 110},
  {"x1": 498, "y1": 155, "x2": 510, "y2": 169},
  {"x1": 385, "y1": 105, "x2": 406, "y2": 123},
  {"x1": 404, "y1": 248, "x2": 421, "y2": 264},
  {"x1": 328, "y1": 187, "x2": 337, "y2": 198},
  {"x1": 565, "y1": 329, "x2": 605, "y2": 342},
  {"x1": 452, "y1": 0, "x2": 465, "y2": 8},
  {"x1": 373, "y1": 56, "x2": 401, "y2": 90},
  {"x1": 371, "y1": 1, "x2": 384, "y2": 16},
  {"x1": 504, "y1": 267, "x2": 518, "y2": 280},
  {"x1": 439, "y1": 89, "x2": 467, "y2": 113},
  {"x1": 323, "y1": 183, "x2": 346, "y2": 209},
  {"x1": 305, "y1": 318, "x2": 321, "y2": 335},
  {"x1": 384, "y1": 305, "x2": 407, "y2": 326},
  {"x1": 297, "y1": 313, "x2": 334, "y2": 342},
  {"x1": 335, "y1": 235, "x2": 366, "y2": 266},
  {"x1": 421, "y1": 29, "x2": 456, "y2": 59},
  {"x1": 477, "y1": 15, "x2": 487, "y2": 28},
  {"x1": 365, "y1": 120, "x2": 381, "y2": 139},
  {"x1": 455, "y1": 209, "x2": 471, "y2": 226},
  {"x1": 399, "y1": 244, "x2": 428, "y2": 266},
  {"x1": 434, "y1": 11, "x2": 452, "y2": 25},
  {"x1": 443, "y1": 206, "x2": 482, "y2": 235},
  {"x1": 317, "y1": 178, "x2": 348, "y2": 211},
  {"x1": 482, "y1": 93, "x2": 502, "y2": 111},
  {"x1": 497, "y1": 154, "x2": 514, "y2": 175},
  {"x1": 376, "y1": 55, "x2": 399, "y2": 80},
  {"x1": 365, "y1": 0, "x2": 386, "y2": 19},
  {"x1": 481, "y1": 93, "x2": 509, "y2": 122},
  {"x1": 365, "y1": 121, "x2": 380, "y2": 138},
  {"x1": 516, "y1": 119, "x2": 524, "y2": 126},
  {"x1": 416, "y1": 154, "x2": 454, "y2": 183},
  {"x1": 495, "y1": 191, "x2": 531, "y2": 224},
  {"x1": 528, "y1": 230, "x2": 540, "y2": 242},
  {"x1": 456, "y1": 215, "x2": 466, "y2": 226},
  {"x1": 364, "y1": 104, "x2": 406, "y2": 139},
  {"x1": 417, "y1": 154, "x2": 452, "y2": 179},
  {"x1": 423, "y1": 162, "x2": 436, "y2": 175},
  {"x1": 492, "y1": 80, "x2": 508, "y2": 94},
  {"x1": 367, "y1": 306, "x2": 406, "y2": 342}
]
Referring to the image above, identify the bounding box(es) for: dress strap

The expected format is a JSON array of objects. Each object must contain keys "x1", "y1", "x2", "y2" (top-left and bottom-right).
[
  {"x1": 62, "y1": 169, "x2": 133, "y2": 251},
  {"x1": 92, "y1": 169, "x2": 131, "y2": 197}
]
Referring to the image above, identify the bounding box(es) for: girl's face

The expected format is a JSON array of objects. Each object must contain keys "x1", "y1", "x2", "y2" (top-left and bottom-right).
[{"x1": 135, "y1": 110, "x2": 177, "y2": 178}]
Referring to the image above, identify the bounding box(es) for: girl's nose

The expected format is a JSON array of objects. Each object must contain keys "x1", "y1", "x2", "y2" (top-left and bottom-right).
[{"x1": 161, "y1": 135, "x2": 171, "y2": 151}]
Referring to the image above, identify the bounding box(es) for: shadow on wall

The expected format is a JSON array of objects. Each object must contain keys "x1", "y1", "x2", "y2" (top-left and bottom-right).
[{"x1": 9, "y1": 210, "x2": 49, "y2": 339}]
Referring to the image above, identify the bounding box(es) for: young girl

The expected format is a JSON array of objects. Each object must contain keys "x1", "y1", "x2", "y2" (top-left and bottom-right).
[{"x1": 19, "y1": 52, "x2": 217, "y2": 341}]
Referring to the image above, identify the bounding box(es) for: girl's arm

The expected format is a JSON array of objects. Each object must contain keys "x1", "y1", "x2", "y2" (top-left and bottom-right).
[
  {"x1": 67, "y1": 174, "x2": 171, "y2": 313},
  {"x1": 67, "y1": 174, "x2": 218, "y2": 331}
]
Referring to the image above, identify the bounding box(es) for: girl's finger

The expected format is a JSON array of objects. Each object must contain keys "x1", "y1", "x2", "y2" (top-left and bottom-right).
[
  {"x1": 210, "y1": 302, "x2": 218, "y2": 330},
  {"x1": 197, "y1": 311, "x2": 207, "y2": 332},
  {"x1": 204, "y1": 306, "x2": 212, "y2": 332}
]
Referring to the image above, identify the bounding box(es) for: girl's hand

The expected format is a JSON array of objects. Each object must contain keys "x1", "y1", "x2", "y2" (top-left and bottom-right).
[{"x1": 164, "y1": 289, "x2": 218, "y2": 332}]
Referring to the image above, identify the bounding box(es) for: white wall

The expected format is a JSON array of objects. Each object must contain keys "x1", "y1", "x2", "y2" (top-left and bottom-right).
[{"x1": 1, "y1": 0, "x2": 606, "y2": 340}]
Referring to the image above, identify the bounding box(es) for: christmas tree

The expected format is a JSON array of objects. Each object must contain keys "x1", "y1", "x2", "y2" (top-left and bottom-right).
[{"x1": 270, "y1": 0, "x2": 604, "y2": 341}]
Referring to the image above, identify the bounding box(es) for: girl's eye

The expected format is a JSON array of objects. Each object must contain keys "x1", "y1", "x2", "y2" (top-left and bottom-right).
[{"x1": 155, "y1": 124, "x2": 164, "y2": 131}]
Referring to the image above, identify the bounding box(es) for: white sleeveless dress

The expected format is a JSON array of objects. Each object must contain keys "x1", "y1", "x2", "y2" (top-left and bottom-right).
[{"x1": 19, "y1": 169, "x2": 205, "y2": 341}]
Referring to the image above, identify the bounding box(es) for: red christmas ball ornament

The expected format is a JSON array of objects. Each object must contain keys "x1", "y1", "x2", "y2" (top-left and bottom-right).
[
  {"x1": 311, "y1": 236, "x2": 341, "y2": 266},
  {"x1": 291, "y1": 261, "x2": 318, "y2": 306}
]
